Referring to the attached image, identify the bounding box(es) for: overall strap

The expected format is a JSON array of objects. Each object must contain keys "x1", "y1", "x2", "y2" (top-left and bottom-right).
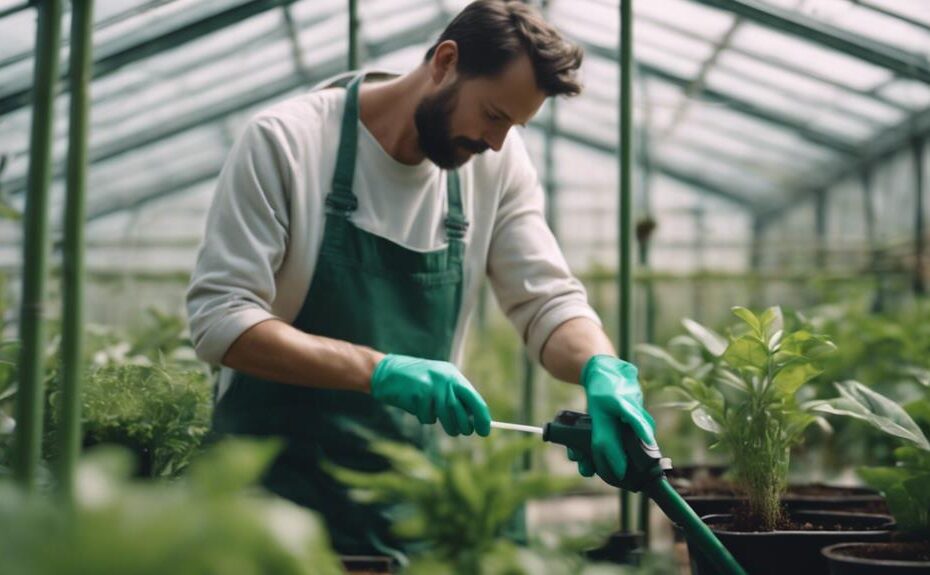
[
  {"x1": 326, "y1": 74, "x2": 364, "y2": 216},
  {"x1": 444, "y1": 169, "x2": 468, "y2": 262},
  {"x1": 444, "y1": 170, "x2": 468, "y2": 240}
]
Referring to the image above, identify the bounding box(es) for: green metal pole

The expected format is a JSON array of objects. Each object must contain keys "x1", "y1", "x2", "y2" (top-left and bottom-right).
[
  {"x1": 914, "y1": 137, "x2": 926, "y2": 296},
  {"x1": 618, "y1": 0, "x2": 634, "y2": 533},
  {"x1": 348, "y1": 0, "x2": 359, "y2": 70},
  {"x1": 14, "y1": 0, "x2": 63, "y2": 491},
  {"x1": 56, "y1": 0, "x2": 94, "y2": 504},
  {"x1": 815, "y1": 189, "x2": 827, "y2": 272}
]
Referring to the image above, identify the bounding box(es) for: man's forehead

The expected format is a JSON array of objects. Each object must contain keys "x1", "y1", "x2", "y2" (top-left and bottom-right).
[{"x1": 465, "y1": 55, "x2": 547, "y2": 122}]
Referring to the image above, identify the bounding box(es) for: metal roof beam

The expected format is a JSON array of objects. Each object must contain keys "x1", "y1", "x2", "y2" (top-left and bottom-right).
[
  {"x1": 581, "y1": 40, "x2": 858, "y2": 155},
  {"x1": 635, "y1": 12, "x2": 910, "y2": 113},
  {"x1": 0, "y1": 0, "x2": 304, "y2": 116},
  {"x1": 528, "y1": 121, "x2": 758, "y2": 210},
  {"x1": 692, "y1": 0, "x2": 930, "y2": 84},
  {"x1": 761, "y1": 106, "x2": 930, "y2": 220},
  {"x1": 851, "y1": 1, "x2": 930, "y2": 35},
  {"x1": 5, "y1": 15, "x2": 444, "y2": 197}
]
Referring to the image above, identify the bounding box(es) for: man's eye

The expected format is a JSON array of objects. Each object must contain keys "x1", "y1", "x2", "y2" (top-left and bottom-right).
[{"x1": 486, "y1": 110, "x2": 500, "y2": 122}]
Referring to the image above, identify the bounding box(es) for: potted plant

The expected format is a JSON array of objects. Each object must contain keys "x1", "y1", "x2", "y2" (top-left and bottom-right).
[
  {"x1": 638, "y1": 309, "x2": 885, "y2": 518},
  {"x1": 821, "y1": 395, "x2": 930, "y2": 572},
  {"x1": 639, "y1": 306, "x2": 906, "y2": 574}
]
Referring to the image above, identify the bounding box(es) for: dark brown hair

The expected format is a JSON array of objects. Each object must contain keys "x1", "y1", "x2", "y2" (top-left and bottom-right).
[{"x1": 424, "y1": 0, "x2": 584, "y2": 96}]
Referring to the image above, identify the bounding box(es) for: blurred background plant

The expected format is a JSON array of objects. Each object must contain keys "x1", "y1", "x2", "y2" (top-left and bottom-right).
[{"x1": 0, "y1": 438, "x2": 343, "y2": 575}]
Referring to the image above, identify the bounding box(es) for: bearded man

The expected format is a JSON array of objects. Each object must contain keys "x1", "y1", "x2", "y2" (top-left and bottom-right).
[{"x1": 187, "y1": 0, "x2": 655, "y2": 558}]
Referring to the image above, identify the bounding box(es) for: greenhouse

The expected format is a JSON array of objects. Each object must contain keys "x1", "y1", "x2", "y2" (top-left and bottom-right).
[{"x1": 1, "y1": 0, "x2": 929, "y2": 573}]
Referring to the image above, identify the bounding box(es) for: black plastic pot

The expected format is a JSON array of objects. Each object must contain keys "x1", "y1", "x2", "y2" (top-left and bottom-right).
[
  {"x1": 822, "y1": 542, "x2": 930, "y2": 574},
  {"x1": 685, "y1": 511, "x2": 894, "y2": 575},
  {"x1": 675, "y1": 484, "x2": 887, "y2": 518},
  {"x1": 584, "y1": 531, "x2": 645, "y2": 565}
]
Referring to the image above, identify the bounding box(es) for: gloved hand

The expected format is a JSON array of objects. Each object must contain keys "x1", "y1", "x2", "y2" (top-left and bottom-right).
[
  {"x1": 568, "y1": 355, "x2": 656, "y2": 486},
  {"x1": 370, "y1": 354, "x2": 492, "y2": 437}
]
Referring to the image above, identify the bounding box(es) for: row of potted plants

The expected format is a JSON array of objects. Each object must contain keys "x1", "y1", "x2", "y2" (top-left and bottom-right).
[{"x1": 638, "y1": 306, "x2": 930, "y2": 573}]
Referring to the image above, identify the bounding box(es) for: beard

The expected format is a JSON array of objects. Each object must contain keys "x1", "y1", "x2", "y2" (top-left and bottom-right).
[{"x1": 414, "y1": 81, "x2": 490, "y2": 169}]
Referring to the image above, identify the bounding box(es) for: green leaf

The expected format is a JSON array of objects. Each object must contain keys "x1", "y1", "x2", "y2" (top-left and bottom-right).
[
  {"x1": 902, "y1": 366, "x2": 930, "y2": 388},
  {"x1": 894, "y1": 446, "x2": 930, "y2": 471},
  {"x1": 760, "y1": 306, "x2": 784, "y2": 340},
  {"x1": 714, "y1": 369, "x2": 750, "y2": 394},
  {"x1": 858, "y1": 466, "x2": 913, "y2": 494},
  {"x1": 772, "y1": 361, "x2": 821, "y2": 395},
  {"x1": 691, "y1": 407, "x2": 722, "y2": 434},
  {"x1": 723, "y1": 335, "x2": 768, "y2": 370},
  {"x1": 681, "y1": 318, "x2": 728, "y2": 357},
  {"x1": 903, "y1": 474, "x2": 930, "y2": 510},
  {"x1": 732, "y1": 307, "x2": 763, "y2": 338},
  {"x1": 188, "y1": 438, "x2": 283, "y2": 495},
  {"x1": 811, "y1": 381, "x2": 930, "y2": 450},
  {"x1": 635, "y1": 343, "x2": 696, "y2": 374},
  {"x1": 905, "y1": 399, "x2": 930, "y2": 428}
]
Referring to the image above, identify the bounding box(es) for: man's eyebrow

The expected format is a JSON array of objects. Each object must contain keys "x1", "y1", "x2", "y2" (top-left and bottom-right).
[{"x1": 489, "y1": 104, "x2": 518, "y2": 125}]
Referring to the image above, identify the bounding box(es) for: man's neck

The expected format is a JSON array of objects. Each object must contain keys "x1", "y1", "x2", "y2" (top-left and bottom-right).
[{"x1": 358, "y1": 68, "x2": 429, "y2": 166}]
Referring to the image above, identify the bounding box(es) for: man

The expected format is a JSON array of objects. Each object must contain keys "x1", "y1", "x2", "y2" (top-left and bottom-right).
[{"x1": 187, "y1": 0, "x2": 655, "y2": 557}]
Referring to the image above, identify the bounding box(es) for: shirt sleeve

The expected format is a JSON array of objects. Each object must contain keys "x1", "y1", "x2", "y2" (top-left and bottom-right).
[
  {"x1": 186, "y1": 117, "x2": 292, "y2": 365},
  {"x1": 486, "y1": 132, "x2": 602, "y2": 363}
]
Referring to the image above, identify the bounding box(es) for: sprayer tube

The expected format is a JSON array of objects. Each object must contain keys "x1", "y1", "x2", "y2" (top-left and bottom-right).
[{"x1": 645, "y1": 478, "x2": 747, "y2": 575}]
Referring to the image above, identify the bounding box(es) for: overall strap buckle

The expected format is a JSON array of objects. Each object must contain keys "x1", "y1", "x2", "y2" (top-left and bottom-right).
[
  {"x1": 325, "y1": 192, "x2": 358, "y2": 215},
  {"x1": 444, "y1": 215, "x2": 469, "y2": 239}
]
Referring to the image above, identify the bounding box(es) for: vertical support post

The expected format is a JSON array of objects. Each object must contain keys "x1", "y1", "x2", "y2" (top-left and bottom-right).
[
  {"x1": 914, "y1": 137, "x2": 926, "y2": 296},
  {"x1": 815, "y1": 189, "x2": 827, "y2": 271},
  {"x1": 618, "y1": 0, "x2": 634, "y2": 534},
  {"x1": 749, "y1": 215, "x2": 764, "y2": 309},
  {"x1": 861, "y1": 168, "x2": 877, "y2": 257},
  {"x1": 14, "y1": 0, "x2": 63, "y2": 491},
  {"x1": 861, "y1": 167, "x2": 884, "y2": 312},
  {"x1": 56, "y1": 0, "x2": 94, "y2": 504},
  {"x1": 347, "y1": 0, "x2": 359, "y2": 70}
]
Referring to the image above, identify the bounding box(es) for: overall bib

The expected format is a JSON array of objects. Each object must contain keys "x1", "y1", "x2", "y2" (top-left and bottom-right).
[{"x1": 211, "y1": 74, "x2": 467, "y2": 556}]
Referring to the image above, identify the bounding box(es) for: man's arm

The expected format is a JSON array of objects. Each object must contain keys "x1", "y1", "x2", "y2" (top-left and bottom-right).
[
  {"x1": 223, "y1": 319, "x2": 382, "y2": 393},
  {"x1": 540, "y1": 317, "x2": 615, "y2": 383}
]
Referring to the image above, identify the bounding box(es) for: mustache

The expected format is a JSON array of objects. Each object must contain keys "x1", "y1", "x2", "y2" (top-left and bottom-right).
[{"x1": 453, "y1": 137, "x2": 490, "y2": 154}]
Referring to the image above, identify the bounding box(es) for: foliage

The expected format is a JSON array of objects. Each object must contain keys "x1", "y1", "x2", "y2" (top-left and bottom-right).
[
  {"x1": 637, "y1": 306, "x2": 910, "y2": 531},
  {"x1": 328, "y1": 435, "x2": 577, "y2": 571},
  {"x1": 799, "y1": 301, "x2": 930, "y2": 467},
  {"x1": 47, "y1": 360, "x2": 212, "y2": 478},
  {"x1": 326, "y1": 433, "x2": 670, "y2": 574},
  {"x1": 0, "y1": 438, "x2": 343, "y2": 575},
  {"x1": 850, "y1": 390, "x2": 930, "y2": 537}
]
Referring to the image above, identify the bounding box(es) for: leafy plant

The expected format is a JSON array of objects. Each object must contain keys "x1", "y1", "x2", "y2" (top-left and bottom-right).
[
  {"x1": 638, "y1": 306, "x2": 910, "y2": 531},
  {"x1": 47, "y1": 360, "x2": 213, "y2": 477},
  {"x1": 328, "y1": 435, "x2": 577, "y2": 571},
  {"x1": 0, "y1": 438, "x2": 343, "y2": 575},
  {"x1": 325, "y1": 432, "x2": 670, "y2": 574},
  {"x1": 825, "y1": 388, "x2": 930, "y2": 537}
]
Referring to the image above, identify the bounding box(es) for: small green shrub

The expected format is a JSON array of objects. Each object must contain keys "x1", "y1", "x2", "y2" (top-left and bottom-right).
[{"x1": 48, "y1": 361, "x2": 212, "y2": 477}]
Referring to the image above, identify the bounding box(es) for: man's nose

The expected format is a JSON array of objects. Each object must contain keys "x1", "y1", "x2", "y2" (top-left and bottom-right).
[{"x1": 484, "y1": 125, "x2": 510, "y2": 152}]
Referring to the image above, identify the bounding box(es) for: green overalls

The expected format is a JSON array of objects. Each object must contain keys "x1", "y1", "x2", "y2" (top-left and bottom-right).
[{"x1": 211, "y1": 73, "x2": 468, "y2": 556}]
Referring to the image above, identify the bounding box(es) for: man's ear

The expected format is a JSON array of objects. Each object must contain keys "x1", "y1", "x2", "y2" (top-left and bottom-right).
[{"x1": 428, "y1": 40, "x2": 459, "y2": 85}]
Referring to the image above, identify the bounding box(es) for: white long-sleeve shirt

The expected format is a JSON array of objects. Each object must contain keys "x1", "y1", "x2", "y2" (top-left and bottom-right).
[{"x1": 186, "y1": 76, "x2": 600, "y2": 394}]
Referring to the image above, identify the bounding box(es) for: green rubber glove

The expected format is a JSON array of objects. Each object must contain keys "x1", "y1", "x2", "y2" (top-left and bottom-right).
[
  {"x1": 370, "y1": 354, "x2": 492, "y2": 437},
  {"x1": 568, "y1": 355, "x2": 656, "y2": 486}
]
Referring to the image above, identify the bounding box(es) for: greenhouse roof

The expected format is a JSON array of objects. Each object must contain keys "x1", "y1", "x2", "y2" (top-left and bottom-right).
[{"x1": 0, "y1": 0, "x2": 929, "y2": 228}]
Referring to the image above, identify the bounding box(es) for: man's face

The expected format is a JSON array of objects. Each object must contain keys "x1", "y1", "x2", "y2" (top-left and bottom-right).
[{"x1": 415, "y1": 53, "x2": 548, "y2": 169}]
